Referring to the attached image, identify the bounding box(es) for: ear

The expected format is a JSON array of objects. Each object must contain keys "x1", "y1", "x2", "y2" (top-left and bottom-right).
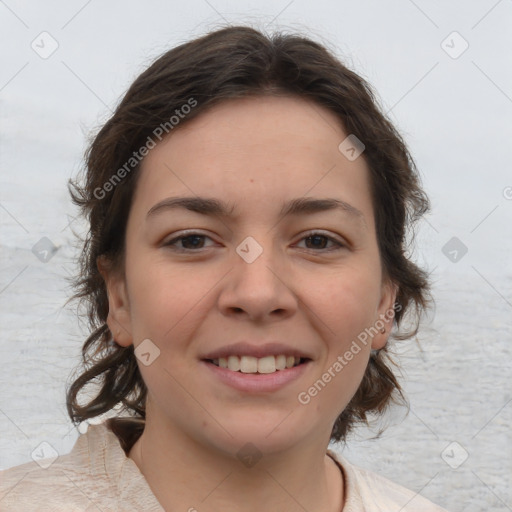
[
  {"x1": 97, "y1": 255, "x2": 133, "y2": 348},
  {"x1": 371, "y1": 279, "x2": 398, "y2": 350}
]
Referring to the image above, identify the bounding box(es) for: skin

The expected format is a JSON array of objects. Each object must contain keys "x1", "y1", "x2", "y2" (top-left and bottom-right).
[{"x1": 99, "y1": 95, "x2": 397, "y2": 512}]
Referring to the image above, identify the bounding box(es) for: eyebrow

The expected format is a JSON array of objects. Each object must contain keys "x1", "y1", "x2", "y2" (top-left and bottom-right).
[{"x1": 146, "y1": 196, "x2": 366, "y2": 227}]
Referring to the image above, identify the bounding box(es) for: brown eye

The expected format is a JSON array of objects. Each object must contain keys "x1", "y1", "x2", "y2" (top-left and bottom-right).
[
  {"x1": 164, "y1": 232, "x2": 215, "y2": 251},
  {"x1": 296, "y1": 232, "x2": 344, "y2": 251}
]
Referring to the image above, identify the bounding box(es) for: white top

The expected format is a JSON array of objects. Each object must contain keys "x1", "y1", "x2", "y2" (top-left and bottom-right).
[{"x1": 0, "y1": 418, "x2": 449, "y2": 511}]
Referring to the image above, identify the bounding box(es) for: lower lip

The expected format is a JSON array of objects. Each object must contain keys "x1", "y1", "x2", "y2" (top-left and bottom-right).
[{"x1": 201, "y1": 360, "x2": 311, "y2": 393}]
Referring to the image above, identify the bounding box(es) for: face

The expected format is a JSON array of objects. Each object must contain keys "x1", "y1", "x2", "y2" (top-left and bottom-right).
[{"x1": 101, "y1": 95, "x2": 396, "y2": 455}]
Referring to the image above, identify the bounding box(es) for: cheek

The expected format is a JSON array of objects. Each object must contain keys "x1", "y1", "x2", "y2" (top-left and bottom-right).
[
  {"x1": 305, "y1": 267, "x2": 380, "y2": 344},
  {"x1": 126, "y1": 257, "x2": 218, "y2": 343},
  {"x1": 293, "y1": 269, "x2": 379, "y2": 405}
]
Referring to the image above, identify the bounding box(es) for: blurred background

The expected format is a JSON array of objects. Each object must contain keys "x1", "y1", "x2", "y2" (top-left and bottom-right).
[{"x1": 1, "y1": 1, "x2": 511, "y2": 510}]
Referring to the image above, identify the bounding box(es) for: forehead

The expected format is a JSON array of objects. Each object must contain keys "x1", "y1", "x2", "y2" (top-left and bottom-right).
[
  {"x1": 158, "y1": 95, "x2": 348, "y2": 170},
  {"x1": 131, "y1": 95, "x2": 374, "y2": 227}
]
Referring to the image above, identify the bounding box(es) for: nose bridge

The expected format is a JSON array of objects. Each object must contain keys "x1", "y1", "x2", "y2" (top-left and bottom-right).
[
  {"x1": 234, "y1": 234, "x2": 283, "y2": 290},
  {"x1": 218, "y1": 234, "x2": 296, "y2": 318}
]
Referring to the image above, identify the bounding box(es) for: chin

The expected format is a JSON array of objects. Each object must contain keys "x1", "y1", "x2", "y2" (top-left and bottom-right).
[{"x1": 208, "y1": 414, "x2": 308, "y2": 456}]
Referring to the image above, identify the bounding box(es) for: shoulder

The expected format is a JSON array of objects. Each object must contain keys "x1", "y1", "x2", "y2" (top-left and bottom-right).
[
  {"x1": 0, "y1": 455, "x2": 97, "y2": 511},
  {"x1": 0, "y1": 419, "x2": 154, "y2": 512},
  {"x1": 327, "y1": 449, "x2": 450, "y2": 512}
]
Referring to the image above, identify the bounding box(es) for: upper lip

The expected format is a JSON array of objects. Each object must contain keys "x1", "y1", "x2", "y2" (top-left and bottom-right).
[{"x1": 201, "y1": 342, "x2": 313, "y2": 360}]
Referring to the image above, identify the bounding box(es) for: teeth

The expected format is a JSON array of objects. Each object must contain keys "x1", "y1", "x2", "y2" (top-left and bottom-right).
[
  {"x1": 212, "y1": 355, "x2": 304, "y2": 373},
  {"x1": 275, "y1": 355, "x2": 286, "y2": 370},
  {"x1": 227, "y1": 355, "x2": 240, "y2": 371},
  {"x1": 240, "y1": 356, "x2": 258, "y2": 373},
  {"x1": 258, "y1": 355, "x2": 275, "y2": 374}
]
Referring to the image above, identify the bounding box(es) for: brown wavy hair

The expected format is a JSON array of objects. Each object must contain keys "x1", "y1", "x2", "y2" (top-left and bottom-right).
[{"x1": 65, "y1": 25, "x2": 432, "y2": 443}]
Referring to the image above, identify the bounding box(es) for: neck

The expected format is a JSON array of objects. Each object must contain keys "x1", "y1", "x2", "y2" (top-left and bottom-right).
[{"x1": 127, "y1": 414, "x2": 344, "y2": 512}]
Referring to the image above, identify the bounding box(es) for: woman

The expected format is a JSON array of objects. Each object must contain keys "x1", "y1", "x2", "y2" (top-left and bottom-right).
[{"x1": 0, "y1": 25, "x2": 448, "y2": 511}]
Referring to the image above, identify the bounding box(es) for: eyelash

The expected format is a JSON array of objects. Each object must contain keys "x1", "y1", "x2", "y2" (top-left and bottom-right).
[{"x1": 163, "y1": 230, "x2": 345, "y2": 253}]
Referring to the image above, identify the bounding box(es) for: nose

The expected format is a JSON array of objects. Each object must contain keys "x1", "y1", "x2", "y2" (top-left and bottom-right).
[{"x1": 217, "y1": 239, "x2": 298, "y2": 323}]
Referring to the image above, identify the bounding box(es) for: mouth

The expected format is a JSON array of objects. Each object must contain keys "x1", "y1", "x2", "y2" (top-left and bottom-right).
[
  {"x1": 203, "y1": 355, "x2": 310, "y2": 374},
  {"x1": 201, "y1": 355, "x2": 312, "y2": 393}
]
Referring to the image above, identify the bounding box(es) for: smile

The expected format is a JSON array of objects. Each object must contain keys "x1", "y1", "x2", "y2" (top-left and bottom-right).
[
  {"x1": 202, "y1": 356, "x2": 312, "y2": 393},
  {"x1": 207, "y1": 355, "x2": 308, "y2": 374}
]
